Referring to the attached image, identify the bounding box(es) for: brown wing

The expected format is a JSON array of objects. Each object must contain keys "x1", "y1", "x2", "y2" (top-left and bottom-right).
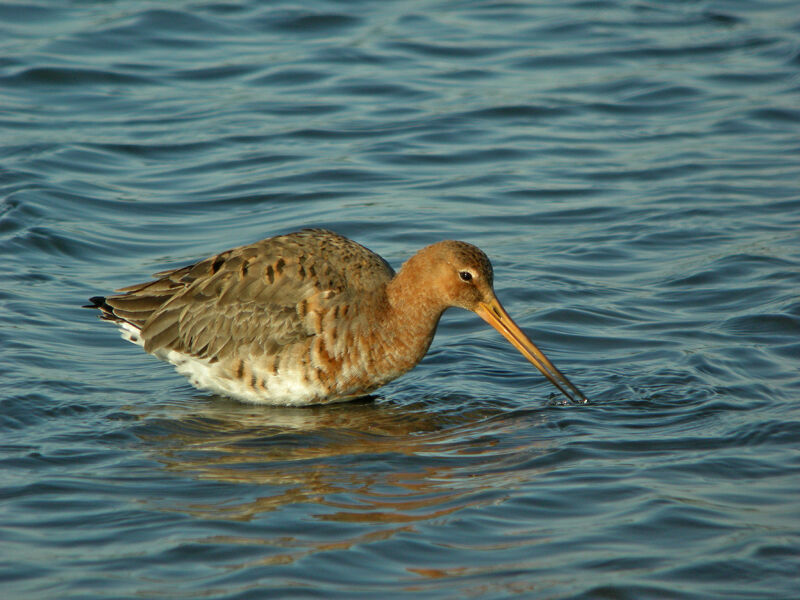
[{"x1": 101, "y1": 229, "x2": 395, "y2": 361}]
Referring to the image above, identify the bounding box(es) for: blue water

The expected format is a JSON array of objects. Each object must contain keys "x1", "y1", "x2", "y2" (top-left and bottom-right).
[{"x1": 2, "y1": 1, "x2": 799, "y2": 598}]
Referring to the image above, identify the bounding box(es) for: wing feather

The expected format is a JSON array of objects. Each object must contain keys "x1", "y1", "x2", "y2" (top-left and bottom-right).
[{"x1": 102, "y1": 230, "x2": 395, "y2": 363}]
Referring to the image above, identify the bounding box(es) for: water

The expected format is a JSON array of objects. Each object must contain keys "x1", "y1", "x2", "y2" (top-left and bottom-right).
[{"x1": 1, "y1": 1, "x2": 799, "y2": 598}]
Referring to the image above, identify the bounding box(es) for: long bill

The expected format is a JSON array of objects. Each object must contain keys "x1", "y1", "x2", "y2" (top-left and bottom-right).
[{"x1": 475, "y1": 297, "x2": 588, "y2": 404}]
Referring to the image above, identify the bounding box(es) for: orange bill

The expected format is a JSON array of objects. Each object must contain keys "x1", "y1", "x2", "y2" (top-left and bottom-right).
[{"x1": 476, "y1": 296, "x2": 588, "y2": 404}]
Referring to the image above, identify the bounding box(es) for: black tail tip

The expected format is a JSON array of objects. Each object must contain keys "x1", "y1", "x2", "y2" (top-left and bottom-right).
[{"x1": 83, "y1": 296, "x2": 107, "y2": 309}]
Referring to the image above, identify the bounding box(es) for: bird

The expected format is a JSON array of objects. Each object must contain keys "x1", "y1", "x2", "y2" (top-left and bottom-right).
[{"x1": 87, "y1": 229, "x2": 587, "y2": 406}]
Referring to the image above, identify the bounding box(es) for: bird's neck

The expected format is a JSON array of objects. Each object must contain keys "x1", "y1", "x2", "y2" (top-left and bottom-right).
[{"x1": 382, "y1": 260, "x2": 448, "y2": 370}]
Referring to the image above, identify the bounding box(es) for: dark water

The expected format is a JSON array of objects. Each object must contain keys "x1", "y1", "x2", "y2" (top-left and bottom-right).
[{"x1": 2, "y1": 1, "x2": 799, "y2": 598}]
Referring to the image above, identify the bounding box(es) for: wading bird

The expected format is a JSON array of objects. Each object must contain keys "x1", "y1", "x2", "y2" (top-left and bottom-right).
[{"x1": 88, "y1": 229, "x2": 587, "y2": 406}]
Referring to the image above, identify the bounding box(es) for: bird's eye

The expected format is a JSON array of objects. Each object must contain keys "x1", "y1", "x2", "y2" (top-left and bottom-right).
[{"x1": 459, "y1": 271, "x2": 473, "y2": 282}]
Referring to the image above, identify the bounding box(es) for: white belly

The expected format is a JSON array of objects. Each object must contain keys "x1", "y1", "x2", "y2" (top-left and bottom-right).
[
  {"x1": 167, "y1": 349, "x2": 340, "y2": 406},
  {"x1": 117, "y1": 323, "x2": 337, "y2": 406}
]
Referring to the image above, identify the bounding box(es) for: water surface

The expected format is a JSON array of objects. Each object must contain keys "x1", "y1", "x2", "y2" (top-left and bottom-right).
[{"x1": 1, "y1": 1, "x2": 799, "y2": 598}]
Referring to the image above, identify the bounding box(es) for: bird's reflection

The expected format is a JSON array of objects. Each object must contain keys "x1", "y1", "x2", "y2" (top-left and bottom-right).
[{"x1": 129, "y1": 393, "x2": 553, "y2": 565}]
